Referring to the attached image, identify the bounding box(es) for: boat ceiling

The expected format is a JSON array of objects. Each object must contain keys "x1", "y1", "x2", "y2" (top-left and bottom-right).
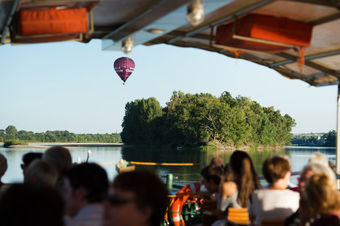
[{"x1": 1, "y1": 0, "x2": 340, "y2": 87}]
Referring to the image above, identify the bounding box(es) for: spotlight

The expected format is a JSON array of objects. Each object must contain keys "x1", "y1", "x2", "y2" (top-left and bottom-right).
[
  {"x1": 187, "y1": 0, "x2": 205, "y2": 26},
  {"x1": 122, "y1": 37, "x2": 134, "y2": 54},
  {"x1": 147, "y1": 28, "x2": 165, "y2": 34}
]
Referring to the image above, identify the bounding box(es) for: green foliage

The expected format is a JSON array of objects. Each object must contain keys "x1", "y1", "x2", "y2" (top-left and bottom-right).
[
  {"x1": 5, "y1": 125, "x2": 18, "y2": 140},
  {"x1": 121, "y1": 91, "x2": 296, "y2": 146},
  {"x1": 121, "y1": 97, "x2": 163, "y2": 144},
  {"x1": 3, "y1": 139, "x2": 27, "y2": 148},
  {"x1": 291, "y1": 130, "x2": 335, "y2": 147},
  {"x1": 0, "y1": 127, "x2": 122, "y2": 144}
]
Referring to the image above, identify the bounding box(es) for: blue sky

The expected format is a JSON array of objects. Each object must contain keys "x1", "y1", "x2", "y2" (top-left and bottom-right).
[{"x1": 0, "y1": 40, "x2": 337, "y2": 134}]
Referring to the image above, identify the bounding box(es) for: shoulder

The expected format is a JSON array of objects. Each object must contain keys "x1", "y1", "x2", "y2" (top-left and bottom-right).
[
  {"x1": 281, "y1": 189, "x2": 300, "y2": 199},
  {"x1": 222, "y1": 181, "x2": 237, "y2": 197}
]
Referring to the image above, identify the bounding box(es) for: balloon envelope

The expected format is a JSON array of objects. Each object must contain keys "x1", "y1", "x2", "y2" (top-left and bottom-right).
[{"x1": 113, "y1": 57, "x2": 135, "y2": 82}]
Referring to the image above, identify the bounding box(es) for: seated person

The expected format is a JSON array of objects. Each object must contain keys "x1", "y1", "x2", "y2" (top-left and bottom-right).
[
  {"x1": 0, "y1": 153, "x2": 7, "y2": 189},
  {"x1": 250, "y1": 155, "x2": 299, "y2": 225},
  {"x1": 302, "y1": 173, "x2": 340, "y2": 226},
  {"x1": 104, "y1": 170, "x2": 168, "y2": 226},
  {"x1": 0, "y1": 183, "x2": 64, "y2": 226},
  {"x1": 217, "y1": 164, "x2": 241, "y2": 220},
  {"x1": 201, "y1": 166, "x2": 224, "y2": 226},
  {"x1": 285, "y1": 162, "x2": 336, "y2": 226},
  {"x1": 21, "y1": 152, "x2": 43, "y2": 176},
  {"x1": 43, "y1": 146, "x2": 72, "y2": 190},
  {"x1": 63, "y1": 163, "x2": 109, "y2": 226},
  {"x1": 24, "y1": 160, "x2": 58, "y2": 187}
]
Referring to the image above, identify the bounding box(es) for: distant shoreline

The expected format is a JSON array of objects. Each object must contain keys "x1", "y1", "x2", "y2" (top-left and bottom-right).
[{"x1": 0, "y1": 142, "x2": 131, "y2": 149}]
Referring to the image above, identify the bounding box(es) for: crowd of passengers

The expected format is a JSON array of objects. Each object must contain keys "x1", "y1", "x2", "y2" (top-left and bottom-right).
[
  {"x1": 200, "y1": 151, "x2": 340, "y2": 226},
  {"x1": 0, "y1": 147, "x2": 339, "y2": 226}
]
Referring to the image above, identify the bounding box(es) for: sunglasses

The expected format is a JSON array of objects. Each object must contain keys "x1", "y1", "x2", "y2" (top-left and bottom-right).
[{"x1": 106, "y1": 194, "x2": 136, "y2": 206}]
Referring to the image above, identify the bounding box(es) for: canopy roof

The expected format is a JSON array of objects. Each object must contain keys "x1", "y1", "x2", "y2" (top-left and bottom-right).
[{"x1": 1, "y1": 0, "x2": 340, "y2": 87}]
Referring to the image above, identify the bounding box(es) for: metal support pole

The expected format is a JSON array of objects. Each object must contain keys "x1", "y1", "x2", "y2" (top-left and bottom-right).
[
  {"x1": 166, "y1": 173, "x2": 173, "y2": 190},
  {"x1": 336, "y1": 83, "x2": 340, "y2": 188}
]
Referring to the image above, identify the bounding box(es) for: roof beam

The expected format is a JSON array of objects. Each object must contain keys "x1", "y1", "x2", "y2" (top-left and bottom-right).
[
  {"x1": 270, "y1": 49, "x2": 340, "y2": 67},
  {"x1": 1, "y1": 0, "x2": 19, "y2": 44},
  {"x1": 288, "y1": 0, "x2": 340, "y2": 8},
  {"x1": 315, "y1": 81, "x2": 338, "y2": 87},
  {"x1": 167, "y1": 0, "x2": 274, "y2": 44},
  {"x1": 276, "y1": 52, "x2": 340, "y2": 79},
  {"x1": 306, "y1": 70, "x2": 340, "y2": 81},
  {"x1": 103, "y1": 0, "x2": 189, "y2": 42},
  {"x1": 311, "y1": 12, "x2": 340, "y2": 26}
]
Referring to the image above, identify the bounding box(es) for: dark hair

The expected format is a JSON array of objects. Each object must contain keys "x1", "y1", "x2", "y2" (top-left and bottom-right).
[
  {"x1": 223, "y1": 164, "x2": 233, "y2": 182},
  {"x1": 0, "y1": 184, "x2": 64, "y2": 226},
  {"x1": 65, "y1": 163, "x2": 108, "y2": 203},
  {"x1": 263, "y1": 155, "x2": 290, "y2": 184},
  {"x1": 203, "y1": 165, "x2": 224, "y2": 185},
  {"x1": 229, "y1": 150, "x2": 259, "y2": 207},
  {"x1": 22, "y1": 152, "x2": 43, "y2": 168},
  {"x1": 112, "y1": 170, "x2": 169, "y2": 226}
]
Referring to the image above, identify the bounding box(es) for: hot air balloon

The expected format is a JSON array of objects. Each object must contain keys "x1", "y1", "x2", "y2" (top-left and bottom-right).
[{"x1": 113, "y1": 57, "x2": 135, "y2": 84}]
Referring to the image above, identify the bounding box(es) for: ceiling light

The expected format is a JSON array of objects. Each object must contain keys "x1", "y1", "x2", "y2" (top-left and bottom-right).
[
  {"x1": 187, "y1": 0, "x2": 205, "y2": 26},
  {"x1": 147, "y1": 28, "x2": 165, "y2": 34},
  {"x1": 122, "y1": 37, "x2": 134, "y2": 54}
]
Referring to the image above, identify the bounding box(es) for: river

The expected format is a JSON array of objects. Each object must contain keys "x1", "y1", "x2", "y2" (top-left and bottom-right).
[{"x1": 0, "y1": 145, "x2": 335, "y2": 186}]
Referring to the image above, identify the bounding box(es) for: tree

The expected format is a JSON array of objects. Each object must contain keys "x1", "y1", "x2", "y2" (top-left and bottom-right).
[
  {"x1": 121, "y1": 91, "x2": 296, "y2": 147},
  {"x1": 5, "y1": 125, "x2": 18, "y2": 140},
  {"x1": 121, "y1": 98, "x2": 163, "y2": 144}
]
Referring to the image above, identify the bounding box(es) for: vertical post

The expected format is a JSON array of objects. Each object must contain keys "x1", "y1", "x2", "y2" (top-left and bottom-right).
[
  {"x1": 166, "y1": 173, "x2": 173, "y2": 190},
  {"x1": 337, "y1": 83, "x2": 340, "y2": 188}
]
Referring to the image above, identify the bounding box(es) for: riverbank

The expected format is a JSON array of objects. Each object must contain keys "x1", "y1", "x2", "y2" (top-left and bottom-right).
[
  {"x1": 204, "y1": 141, "x2": 285, "y2": 152},
  {"x1": 0, "y1": 142, "x2": 131, "y2": 149}
]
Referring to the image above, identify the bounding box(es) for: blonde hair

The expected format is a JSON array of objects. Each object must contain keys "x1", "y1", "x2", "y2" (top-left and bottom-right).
[
  {"x1": 303, "y1": 173, "x2": 340, "y2": 215},
  {"x1": 308, "y1": 152, "x2": 329, "y2": 167}
]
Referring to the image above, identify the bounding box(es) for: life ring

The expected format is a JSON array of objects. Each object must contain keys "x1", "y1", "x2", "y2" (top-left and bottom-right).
[{"x1": 170, "y1": 182, "x2": 201, "y2": 226}]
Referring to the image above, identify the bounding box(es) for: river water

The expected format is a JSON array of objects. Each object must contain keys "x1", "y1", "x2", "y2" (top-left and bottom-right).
[{"x1": 0, "y1": 146, "x2": 335, "y2": 186}]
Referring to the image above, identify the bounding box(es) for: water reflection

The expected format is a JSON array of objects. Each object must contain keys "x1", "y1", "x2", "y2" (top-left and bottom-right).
[{"x1": 0, "y1": 146, "x2": 336, "y2": 186}]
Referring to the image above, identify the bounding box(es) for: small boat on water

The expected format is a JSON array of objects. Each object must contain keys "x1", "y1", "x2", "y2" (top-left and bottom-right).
[{"x1": 115, "y1": 159, "x2": 135, "y2": 174}]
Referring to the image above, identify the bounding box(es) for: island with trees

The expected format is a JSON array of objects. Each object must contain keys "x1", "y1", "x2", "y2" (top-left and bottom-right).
[
  {"x1": 291, "y1": 131, "x2": 336, "y2": 147},
  {"x1": 121, "y1": 91, "x2": 296, "y2": 149},
  {"x1": 0, "y1": 125, "x2": 121, "y2": 148}
]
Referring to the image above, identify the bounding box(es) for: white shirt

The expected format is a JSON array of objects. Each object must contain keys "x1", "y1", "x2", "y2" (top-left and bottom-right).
[
  {"x1": 66, "y1": 204, "x2": 104, "y2": 226},
  {"x1": 249, "y1": 189, "x2": 299, "y2": 225}
]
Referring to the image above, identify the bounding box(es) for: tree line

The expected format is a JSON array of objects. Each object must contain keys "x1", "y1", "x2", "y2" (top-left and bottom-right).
[
  {"x1": 291, "y1": 130, "x2": 336, "y2": 147},
  {"x1": 121, "y1": 91, "x2": 296, "y2": 146},
  {"x1": 0, "y1": 125, "x2": 122, "y2": 143}
]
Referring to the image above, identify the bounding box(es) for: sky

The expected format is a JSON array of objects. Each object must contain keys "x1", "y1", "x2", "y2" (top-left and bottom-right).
[{"x1": 0, "y1": 39, "x2": 337, "y2": 134}]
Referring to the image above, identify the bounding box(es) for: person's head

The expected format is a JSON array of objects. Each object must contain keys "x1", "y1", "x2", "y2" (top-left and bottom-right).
[
  {"x1": 229, "y1": 150, "x2": 259, "y2": 207},
  {"x1": 0, "y1": 153, "x2": 7, "y2": 181},
  {"x1": 24, "y1": 160, "x2": 58, "y2": 187},
  {"x1": 43, "y1": 146, "x2": 72, "y2": 176},
  {"x1": 203, "y1": 166, "x2": 224, "y2": 193},
  {"x1": 298, "y1": 163, "x2": 336, "y2": 191},
  {"x1": 63, "y1": 163, "x2": 108, "y2": 217},
  {"x1": 303, "y1": 173, "x2": 340, "y2": 216},
  {"x1": 0, "y1": 183, "x2": 64, "y2": 226},
  {"x1": 104, "y1": 170, "x2": 169, "y2": 226},
  {"x1": 308, "y1": 152, "x2": 329, "y2": 167},
  {"x1": 209, "y1": 157, "x2": 224, "y2": 167},
  {"x1": 21, "y1": 152, "x2": 43, "y2": 175},
  {"x1": 262, "y1": 155, "x2": 291, "y2": 186}
]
